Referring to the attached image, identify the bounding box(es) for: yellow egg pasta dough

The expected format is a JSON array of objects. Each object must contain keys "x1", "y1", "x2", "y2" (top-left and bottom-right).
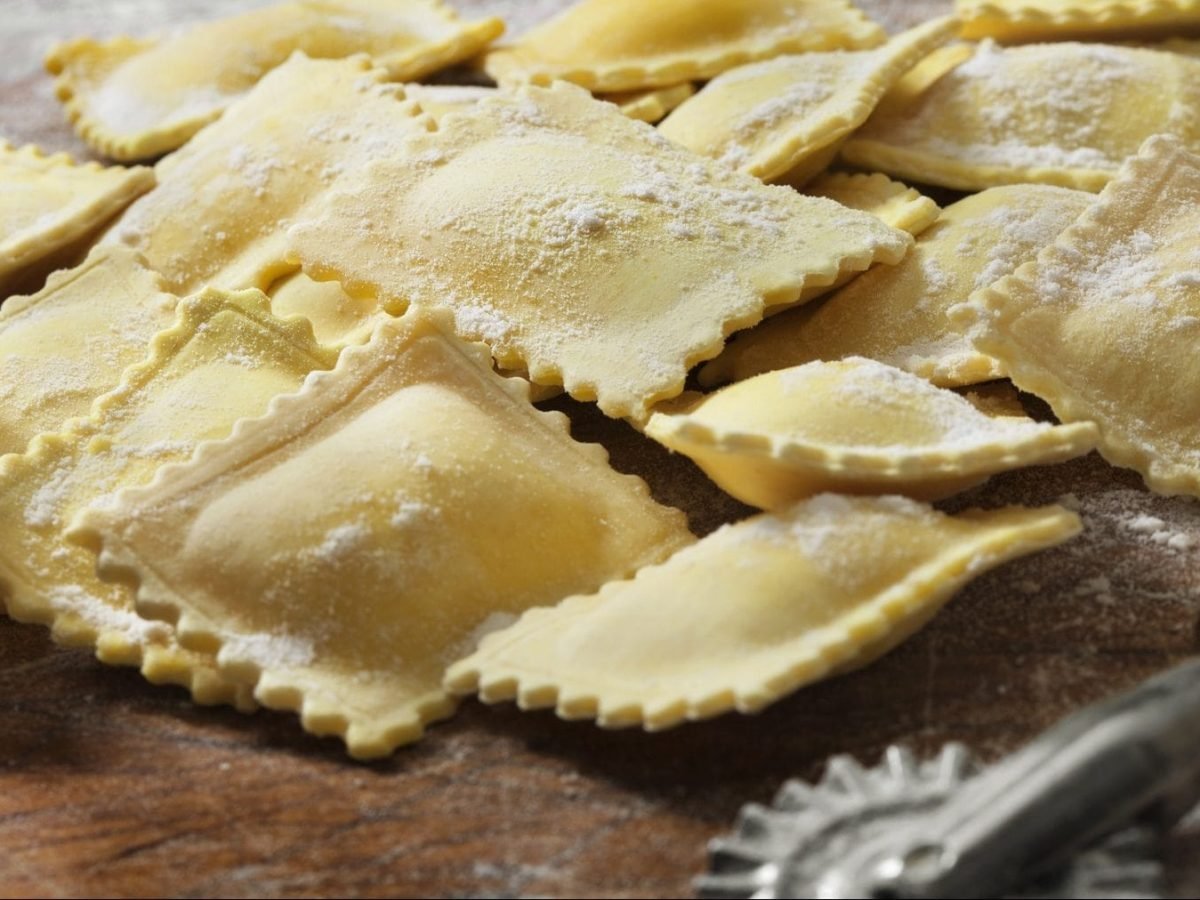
[
  {"x1": 701, "y1": 184, "x2": 1092, "y2": 389},
  {"x1": 401, "y1": 84, "x2": 498, "y2": 122},
  {"x1": 646, "y1": 359, "x2": 1097, "y2": 508},
  {"x1": 953, "y1": 135, "x2": 1200, "y2": 497},
  {"x1": 0, "y1": 246, "x2": 179, "y2": 457},
  {"x1": 100, "y1": 54, "x2": 430, "y2": 296},
  {"x1": 842, "y1": 40, "x2": 1200, "y2": 192},
  {"x1": 0, "y1": 288, "x2": 336, "y2": 708},
  {"x1": 267, "y1": 271, "x2": 381, "y2": 348},
  {"x1": 658, "y1": 17, "x2": 958, "y2": 185},
  {"x1": 0, "y1": 141, "x2": 153, "y2": 295},
  {"x1": 484, "y1": 0, "x2": 885, "y2": 92},
  {"x1": 603, "y1": 83, "x2": 696, "y2": 123},
  {"x1": 46, "y1": 0, "x2": 502, "y2": 161},
  {"x1": 957, "y1": 0, "x2": 1200, "y2": 42},
  {"x1": 71, "y1": 308, "x2": 694, "y2": 758},
  {"x1": 287, "y1": 81, "x2": 911, "y2": 420},
  {"x1": 804, "y1": 171, "x2": 941, "y2": 238},
  {"x1": 446, "y1": 495, "x2": 1080, "y2": 730},
  {"x1": 3, "y1": 1, "x2": 1148, "y2": 760},
  {"x1": 754, "y1": 170, "x2": 940, "y2": 315}
]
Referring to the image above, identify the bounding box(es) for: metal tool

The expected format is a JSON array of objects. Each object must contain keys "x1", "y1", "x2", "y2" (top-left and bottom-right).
[{"x1": 699, "y1": 658, "x2": 1200, "y2": 899}]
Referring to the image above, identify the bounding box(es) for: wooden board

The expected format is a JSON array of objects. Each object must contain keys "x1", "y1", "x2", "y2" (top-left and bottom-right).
[{"x1": 3, "y1": 2, "x2": 1200, "y2": 897}]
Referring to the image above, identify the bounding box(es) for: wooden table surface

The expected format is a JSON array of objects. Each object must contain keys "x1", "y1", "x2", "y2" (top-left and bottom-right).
[{"x1": 3, "y1": 1, "x2": 1200, "y2": 897}]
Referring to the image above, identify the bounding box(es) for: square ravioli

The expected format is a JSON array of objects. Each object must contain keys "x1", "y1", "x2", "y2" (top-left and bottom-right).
[
  {"x1": 484, "y1": 0, "x2": 886, "y2": 92},
  {"x1": 603, "y1": 83, "x2": 697, "y2": 124},
  {"x1": 842, "y1": 40, "x2": 1200, "y2": 192},
  {"x1": 402, "y1": 84, "x2": 498, "y2": 122},
  {"x1": 957, "y1": 0, "x2": 1200, "y2": 42},
  {"x1": 267, "y1": 271, "x2": 382, "y2": 348},
  {"x1": 747, "y1": 171, "x2": 941, "y2": 315},
  {"x1": 287, "y1": 81, "x2": 912, "y2": 420},
  {"x1": 657, "y1": 17, "x2": 958, "y2": 185},
  {"x1": 0, "y1": 246, "x2": 179, "y2": 457},
  {"x1": 46, "y1": 0, "x2": 503, "y2": 161},
  {"x1": 701, "y1": 184, "x2": 1093, "y2": 389},
  {"x1": 102, "y1": 54, "x2": 429, "y2": 296},
  {"x1": 0, "y1": 288, "x2": 336, "y2": 707},
  {"x1": 953, "y1": 136, "x2": 1200, "y2": 497},
  {"x1": 0, "y1": 141, "x2": 153, "y2": 295},
  {"x1": 446, "y1": 495, "x2": 1080, "y2": 730},
  {"x1": 804, "y1": 171, "x2": 941, "y2": 238},
  {"x1": 72, "y1": 308, "x2": 694, "y2": 759}
]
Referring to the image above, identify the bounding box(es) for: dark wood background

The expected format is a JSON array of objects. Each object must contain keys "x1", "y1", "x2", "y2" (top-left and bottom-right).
[{"x1": 4, "y1": 1, "x2": 1200, "y2": 896}]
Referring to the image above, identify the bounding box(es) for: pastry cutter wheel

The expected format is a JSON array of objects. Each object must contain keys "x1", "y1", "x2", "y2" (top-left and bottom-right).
[{"x1": 698, "y1": 658, "x2": 1200, "y2": 899}]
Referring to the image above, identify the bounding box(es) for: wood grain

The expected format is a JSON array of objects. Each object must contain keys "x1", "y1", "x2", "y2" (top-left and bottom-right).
[{"x1": 2, "y1": 2, "x2": 1199, "y2": 897}]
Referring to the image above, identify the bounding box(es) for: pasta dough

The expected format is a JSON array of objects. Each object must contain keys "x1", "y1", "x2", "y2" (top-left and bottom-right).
[
  {"x1": 957, "y1": 0, "x2": 1200, "y2": 42},
  {"x1": 267, "y1": 271, "x2": 381, "y2": 348},
  {"x1": 646, "y1": 358, "x2": 1098, "y2": 508},
  {"x1": 0, "y1": 141, "x2": 152, "y2": 295},
  {"x1": 446, "y1": 495, "x2": 1080, "y2": 730},
  {"x1": 658, "y1": 17, "x2": 958, "y2": 185},
  {"x1": 842, "y1": 40, "x2": 1200, "y2": 191},
  {"x1": 484, "y1": 0, "x2": 885, "y2": 92},
  {"x1": 805, "y1": 171, "x2": 941, "y2": 239},
  {"x1": 4, "y1": 1, "x2": 1146, "y2": 759},
  {"x1": 1, "y1": 288, "x2": 336, "y2": 707},
  {"x1": 101, "y1": 54, "x2": 430, "y2": 295},
  {"x1": 701, "y1": 184, "x2": 1092, "y2": 388},
  {"x1": 953, "y1": 135, "x2": 1200, "y2": 497},
  {"x1": 287, "y1": 81, "x2": 912, "y2": 420},
  {"x1": 603, "y1": 83, "x2": 696, "y2": 123},
  {"x1": 46, "y1": 0, "x2": 502, "y2": 161},
  {"x1": 71, "y1": 308, "x2": 694, "y2": 758},
  {"x1": 753, "y1": 171, "x2": 940, "y2": 316},
  {"x1": 0, "y1": 246, "x2": 178, "y2": 457}
]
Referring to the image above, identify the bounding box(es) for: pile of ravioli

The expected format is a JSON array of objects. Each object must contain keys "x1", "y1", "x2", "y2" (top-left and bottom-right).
[{"x1": 4, "y1": 0, "x2": 1200, "y2": 759}]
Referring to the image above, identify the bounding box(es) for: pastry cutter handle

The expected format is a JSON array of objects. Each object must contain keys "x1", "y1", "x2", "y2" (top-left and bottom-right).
[{"x1": 865, "y1": 658, "x2": 1200, "y2": 899}]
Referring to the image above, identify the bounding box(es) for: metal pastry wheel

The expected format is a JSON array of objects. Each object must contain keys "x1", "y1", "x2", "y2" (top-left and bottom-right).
[{"x1": 698, "y1": 660, "x2": 1200, "y2": 899}]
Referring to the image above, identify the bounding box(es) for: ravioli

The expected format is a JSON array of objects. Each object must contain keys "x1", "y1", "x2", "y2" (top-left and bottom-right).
[
  {"x1": 658, "y1": 17, "x2": 958, "y2": 185},
  {"x1": 957, "y1": 0, "x2": 1200, "y2": 42},
  {"x1": 841, "y1": 40, "x2": 1200, "y2": 192},
  {"x1": 700, "y1": 184, "x2": 1093, "y2": 389},
  {"x1": 746, "y1": 171, "x2": 943, "y2": 315},
  {"x1": 484, "y1": 0, "x2": 886, "y2": 92},
  {"x1": 0, "y1": 141, "x2": 153, "y2": 296},
  {"x1": 805, "y1": 171, "x2": 941, "y2": 239},
  {"x1": 10, "y1": 0, "x2": 1149, "y2": 764},
  {"x1": 70, "y1": 308, "x2": 694, "y2": 759},
  {"x1": 287, "y1": 81, "x2": 911, "y2": 420},
  {"x1": 46, "y1": 0, "x2": 502, "y2": 161},
  {"x1": 410, "y1": 66, "x2": 696, "y2": 127},
  {"x1": 445, "y1": 495, "x2": 1080, "y2": 730},
  {"x1": 267, "y1": 271, "x2": 381, "y2": 347},
  {"x1": 604, "y1": 83, "x2": 696, "y2": 123},
  {"x1": 101, "y1": 54, "x2": 429, "y2": 295},
  {"x1": 0, "y1": 246, "x2": 179, "y2": 457},
  {"x1": 646, "y1": 358, "x2": 1097, "y2": 508},
  {"x1": 0, "y1": 289, "x2": 335, "y2": 708},
  {"x1": 401, "y1": 84, "x2": 497, "y2": 122},
  {"x1": 953, "y1": 135, "x2": 1200, "y2": 497}
]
